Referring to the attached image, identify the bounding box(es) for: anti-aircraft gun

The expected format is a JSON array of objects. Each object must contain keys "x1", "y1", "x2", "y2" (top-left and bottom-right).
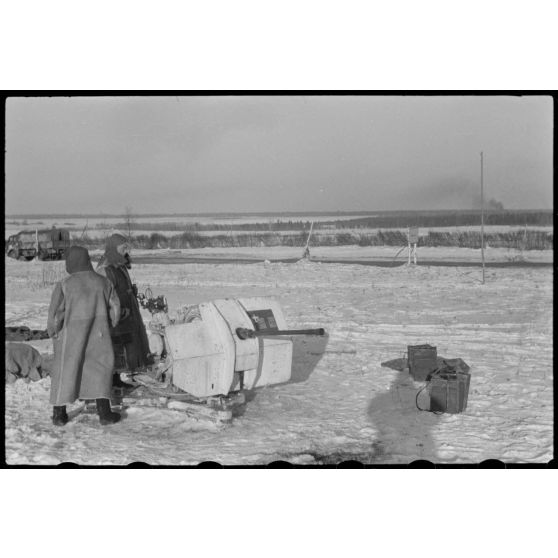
[
  {"x1": 113, "y1": 287, "x2": 327, "y2": 424},
  {"x1": 137, "y1": 287, "x2": 168, "y2": 315}
]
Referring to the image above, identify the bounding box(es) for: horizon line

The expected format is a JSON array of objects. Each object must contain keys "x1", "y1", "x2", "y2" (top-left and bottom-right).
[{"x1": 5, "y1": 208, "x2": 552, "y2": 219}]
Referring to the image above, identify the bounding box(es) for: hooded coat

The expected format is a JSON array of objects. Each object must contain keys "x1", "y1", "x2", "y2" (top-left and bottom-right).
[
  {"x1": 47, "y1": 246, "x2": 120, "y2": 405},
  {"x1": 96, "y1": 234, "x2": 151, "y2": 370}
]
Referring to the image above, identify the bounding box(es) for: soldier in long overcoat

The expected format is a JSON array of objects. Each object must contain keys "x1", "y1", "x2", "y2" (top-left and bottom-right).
[
  {"x1": 96, "y1": 234, "x2": 152, "y2": 380},
  {"x1": 47, "y1": 246, "x2": 122, "y2": 426}
]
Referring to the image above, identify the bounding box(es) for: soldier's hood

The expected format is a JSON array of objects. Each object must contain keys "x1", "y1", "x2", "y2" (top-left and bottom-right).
[
  {"x1": 65, "y1": 246, "x2": 94, "y2": 274},
  {"x1": 102, "y1": 233, "x2": 129, "y2": 266}
]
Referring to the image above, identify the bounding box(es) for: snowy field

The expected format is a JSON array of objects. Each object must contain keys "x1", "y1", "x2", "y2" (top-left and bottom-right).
[
  {"x1": 4, "y1": 247, "x2": 553, "y2": 465},
  {"x1": 99, "y1": 245, "x2": 553, "y2": 264}
]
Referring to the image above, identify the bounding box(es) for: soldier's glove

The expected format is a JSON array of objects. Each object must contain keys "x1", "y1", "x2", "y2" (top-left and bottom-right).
[{"x1": 120, "y1": 308, "x2": 131, "y2": 320}]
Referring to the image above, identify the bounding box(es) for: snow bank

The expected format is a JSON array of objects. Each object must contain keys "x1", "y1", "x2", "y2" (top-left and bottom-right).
[{"x1": 4, "y1": 254, "x2": 553, "y2": 465}]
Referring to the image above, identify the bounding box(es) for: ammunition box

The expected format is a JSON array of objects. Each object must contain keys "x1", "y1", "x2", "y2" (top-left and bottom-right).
[
  {"x1": 428, "y1": 369, "x2": 471, "y2": 414},
  {"x1": 407, "y1": 344, "x2": 437, "y2": 381}
]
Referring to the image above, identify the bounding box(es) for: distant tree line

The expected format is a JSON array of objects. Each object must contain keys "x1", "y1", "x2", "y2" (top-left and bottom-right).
[
  {"x1": 96, "y1": 209, "x2": 552, "y2": 232},
  {"x1": 94, "y1": 220, "x2": 315, "y2": 232},
  {"x1": 9, "y1": 210, "x2": 551, "y2": 232},
  {"x1": 334, "y1": 210, "x2": 553, "y2": 229},
  {"x1": 73, "y1": 228, "x2": 552, "y2": 251}
]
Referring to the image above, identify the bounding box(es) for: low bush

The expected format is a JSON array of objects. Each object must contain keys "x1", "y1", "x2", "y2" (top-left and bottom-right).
[{"x1": 69, "y1": 228, "x2": 553, "y2": 251}]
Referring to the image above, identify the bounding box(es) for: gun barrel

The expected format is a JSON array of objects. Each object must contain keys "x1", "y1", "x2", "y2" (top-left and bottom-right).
[{"x1": 236, "y1": 327, "x2": 325, "y2": 340}]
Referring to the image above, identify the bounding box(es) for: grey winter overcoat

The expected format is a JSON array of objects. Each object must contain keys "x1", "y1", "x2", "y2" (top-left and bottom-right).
[{"x1": 47, "y1": 252, "x2": 120, "y2": 405}]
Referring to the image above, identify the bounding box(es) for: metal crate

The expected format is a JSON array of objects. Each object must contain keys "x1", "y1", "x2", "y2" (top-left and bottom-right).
[
  {"x1": 428, "y1": 368, "x2": 471, "y2": 414},
  {"x1": 407, "y1": 344, "x2": 437, "y2": 381}
]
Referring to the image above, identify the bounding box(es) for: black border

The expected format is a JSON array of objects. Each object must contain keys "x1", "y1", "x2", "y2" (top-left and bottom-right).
[{"x1": 2, "y1": 91, "x2": 556, "y2": 469}]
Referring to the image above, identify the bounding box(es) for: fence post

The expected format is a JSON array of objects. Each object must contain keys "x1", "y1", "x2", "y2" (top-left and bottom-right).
[{"x1": 480, "y1": 152, "x2": 485, "y2": 284}]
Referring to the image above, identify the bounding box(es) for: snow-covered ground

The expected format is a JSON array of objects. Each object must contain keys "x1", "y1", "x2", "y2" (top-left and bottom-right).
[
  {"x1": 88, "y1": 245, "x2": 553, "y2": 264},
  {"x1": 4, "y1": 247, "x2": 553, "y2": 465}
]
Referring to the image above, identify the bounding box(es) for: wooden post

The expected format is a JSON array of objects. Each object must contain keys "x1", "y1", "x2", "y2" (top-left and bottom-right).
[
  {"x1": 481, "y1": 151, "x2": 485, "y2": 284},
  {"x1": 302, "y1": 221, "x2": 314, "y2": 259},
  {"x1": 408, "y1": 226, "x2": 418, "y2": 265}
]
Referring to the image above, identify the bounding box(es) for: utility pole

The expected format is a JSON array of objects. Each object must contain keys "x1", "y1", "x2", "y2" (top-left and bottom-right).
[{"x1": 480, "y1": 151, "x2": 485, "y2": 284}]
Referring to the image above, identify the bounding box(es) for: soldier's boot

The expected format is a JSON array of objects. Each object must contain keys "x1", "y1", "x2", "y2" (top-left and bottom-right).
[
  {"x1": 52, "y1": 406, "x2": 69, "y2": 426},
  {"x1": 96, "y1": 398, "x2": 121, "y2": 425}
]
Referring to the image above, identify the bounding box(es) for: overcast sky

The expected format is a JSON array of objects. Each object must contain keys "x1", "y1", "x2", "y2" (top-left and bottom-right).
[{"x1": 5, "y1": 95, "x2": 553, "y2": 214}]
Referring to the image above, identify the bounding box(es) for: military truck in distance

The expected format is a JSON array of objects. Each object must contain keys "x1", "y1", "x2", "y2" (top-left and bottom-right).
[{"x1": 5, "y1": 228, "x2": 70, "y2": 261}]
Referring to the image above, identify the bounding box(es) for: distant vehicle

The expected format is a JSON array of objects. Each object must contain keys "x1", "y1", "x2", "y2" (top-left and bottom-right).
[{"x1": 5, "y1": 227, "x2": 70, "y2": 261}]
